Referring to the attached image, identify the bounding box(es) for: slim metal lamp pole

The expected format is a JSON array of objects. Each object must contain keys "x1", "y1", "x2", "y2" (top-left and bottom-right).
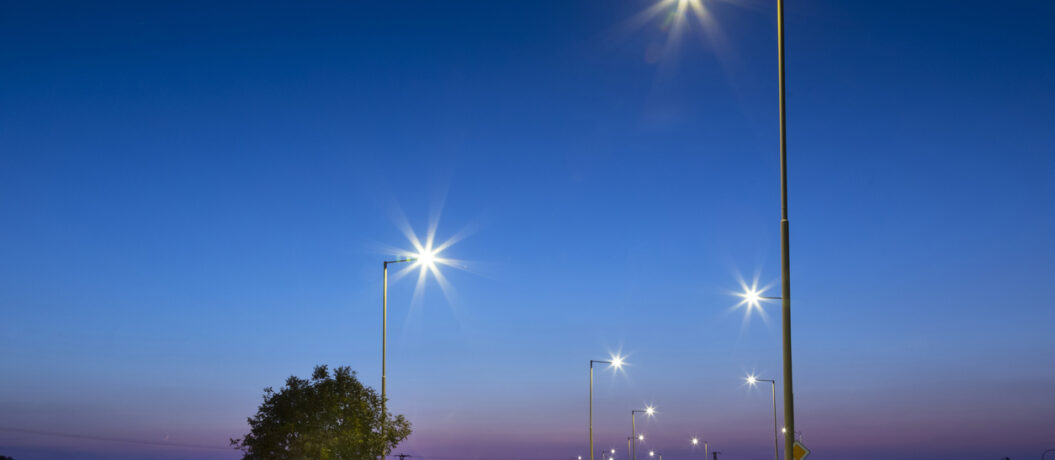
[
  {"x1": 589, "y1": 359, "x2": 615, "y2": 460},
  {"x1": 755, "y1": 378, "x2": 779, "y2": 460},
  {"x1": 776, "y1": 0, "x2": 796, "y2": 459},
  {"x1": 630, "y1": 408, "x2": 653, "y2": 460},
  {"x1": 381, "y1": 257, "x2": 415, "y2": 457}
]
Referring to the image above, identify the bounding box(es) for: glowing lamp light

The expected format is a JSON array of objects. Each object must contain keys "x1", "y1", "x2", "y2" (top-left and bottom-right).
[
  {"x1": 649, "y1": 451, "x2": 655, "y2": 457},
  {"x1": 610, "y1": 354, "x2": 625, "y2": 369},
  {"x1": 416, "y1": 248, "x2": 437, "y2": 268},
  {"x1": 638, "y1": 434, "x2": 645, "y2": 441},
  {"x1": 742, "y1": 288, "x2": 761, "y2": 305},
  {"x1": 746, "y1": 374, "x2": 758, "y2": 385},
  {"x1": 645, "y1": 405, "x2": 655, "y2": 416},
  {"x1": 691, "y1": 438, "x2": 699, "y2": 445}
]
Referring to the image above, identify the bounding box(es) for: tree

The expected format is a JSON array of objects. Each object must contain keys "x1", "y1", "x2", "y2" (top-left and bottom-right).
[{"x1": 231, "y1": 365, "x2": 411, "y2": 459}]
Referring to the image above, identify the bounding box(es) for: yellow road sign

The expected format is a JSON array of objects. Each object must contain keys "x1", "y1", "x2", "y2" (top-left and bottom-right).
[{"x1": 792, "y1": 441, "x2": 810, "y2": 460}]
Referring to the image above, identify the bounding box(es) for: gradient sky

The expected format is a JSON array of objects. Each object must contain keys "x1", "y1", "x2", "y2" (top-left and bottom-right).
[{"x1": 2, "y1": 1, "x2": 1054, "y2": 459}]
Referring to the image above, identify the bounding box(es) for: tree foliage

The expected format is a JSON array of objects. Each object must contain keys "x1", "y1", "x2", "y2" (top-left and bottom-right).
[{"x1": 231, "y1": 365, "x2": 411, "y2": 459}]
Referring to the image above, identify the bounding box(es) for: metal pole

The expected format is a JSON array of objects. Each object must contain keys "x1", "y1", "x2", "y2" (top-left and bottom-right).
[
  {"x1": 627, "y1": 438, "x2": 632, "y2": 460},
  {"x1": 777, "y1": 0, "x2": 795, "y2": 459},
  {"x1": 589, "y1": 362, "x2": 594, "y2": 460},
  {"x1": 631, "y1": 413, "x2": 636, "y2": 460},
  {"x1": 704, "y1": 441, "x2": 708, "y2": 460},
  {"x1": 771, "y1": 381, "x2": 779, "y2": 460},
  {"x1": 382, "y1": 261, "x2": 388, "y2": 453}
]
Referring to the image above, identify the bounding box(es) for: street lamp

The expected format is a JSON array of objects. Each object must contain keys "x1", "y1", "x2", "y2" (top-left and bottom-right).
[
  {"x1": 631, "y1": 406, "x2": 656, "y2": 460},
  {"x1": 589, "y1": 355, "x2": 625, "y2": 460},
  {"x1": 746, "y1": 374, "x2": 780, "y2": 460},
  {"x1": 381, "y1": 248, "x2": 439, "y2": 446},
  {"x1": 664, "y1": 0, "x2": 799, "y2": 455},
  {"x1": 772, "y1": 0, "x2": 798, "y2": 456},
  {"x1": 691, "y1": 437, "x2": 709, "y2": 459}
]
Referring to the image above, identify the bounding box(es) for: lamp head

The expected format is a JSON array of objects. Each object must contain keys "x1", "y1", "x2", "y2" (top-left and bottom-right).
[
  {"x1": 416, "y1": 248, "x2": 437, "y2": 268},
  {"x1": 742, "y1": 287, "x2": 761, "y2": 305},
  {"x1": 692, "y1": 437, "x2": 699, "y2": 445},
  {"x1": 645, "y1": 405, "x2": 655, "y2": 416},
  {"x1": 610, "y1": 354, "x2": 624, "y2": 369}
]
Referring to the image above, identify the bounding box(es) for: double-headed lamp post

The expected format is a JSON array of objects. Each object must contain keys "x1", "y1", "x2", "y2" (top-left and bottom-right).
[
  {"x1": 631, "y1": 406, "x2": 655, "y2": 460},
  {"x1": 691, "y1": 437, "x2": 708, "y2": 459},
  {"x1": 747, "y1": 374, "x2": 780, "y2": 460},
  {"x1": 589, "y1": 356, "x2": 625, "y2": 460}
]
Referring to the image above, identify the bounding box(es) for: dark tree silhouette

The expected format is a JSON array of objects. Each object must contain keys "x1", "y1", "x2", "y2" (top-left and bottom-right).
[{"x1": 231, "y1": 365, "x2": 411, "y2": 459}]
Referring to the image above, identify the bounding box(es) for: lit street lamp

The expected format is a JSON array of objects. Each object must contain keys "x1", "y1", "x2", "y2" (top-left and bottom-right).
[
  {"x1": 631, "y1": 406, "x2": 655, "y2": 460},
  {"x1": 746, "y1": 374, "x2": 780, "y2": 460},
  {"x1": 589, "y1": 356, "x2": 625, "y2": 460},
  {"x1": 664, "y1": 0, "x2": 800, "y2": 455},
  {"x1": 691, "y1": 437, "x2": 708, "y2": 459},
  {"x1": 381, "y1": 249, "x2": 438, "y2": 448}
]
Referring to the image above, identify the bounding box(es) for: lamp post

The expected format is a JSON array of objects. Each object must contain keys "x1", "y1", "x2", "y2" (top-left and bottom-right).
[
  {"x1": 589, "y1": 356, "x2": 625, "y2": 460},
  {"x1": 692, "y1": 437, "x2": 708, "y2": 459},
  {"x1": 747, "y1": 375, "x2": 780, "y2": 460},
  {"x1": 381, "y1": 249, "x2": 437, "y2": 452},
  {"x1": 775, "y1": 0, "x2": 798, "y2": 457},
  {"x1": 696, "y1": 0, "x2": 798, "y2": 455},
  {"x1": 631, "y1": 406, "x2": 655, "y2": 460}
]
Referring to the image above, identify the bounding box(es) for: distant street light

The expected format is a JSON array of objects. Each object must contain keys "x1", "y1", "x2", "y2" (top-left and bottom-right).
[
  {"x1": 691, "y1": 436, "x2": 709, "y2": 459},
  {"x1": 631, "y1": 406, "x2": 656, "y2": 460},
  {"x1": 589, "y1": 356, "x2": 625, "y2": 460},
  {"x1": 746, "y1": 374, "x2": 780, "y2": 460}
]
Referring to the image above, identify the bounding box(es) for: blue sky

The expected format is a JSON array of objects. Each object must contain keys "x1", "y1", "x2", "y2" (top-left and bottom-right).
[{"x1": 2, "y1": 1, "x2": 1054, "y2": 459}]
